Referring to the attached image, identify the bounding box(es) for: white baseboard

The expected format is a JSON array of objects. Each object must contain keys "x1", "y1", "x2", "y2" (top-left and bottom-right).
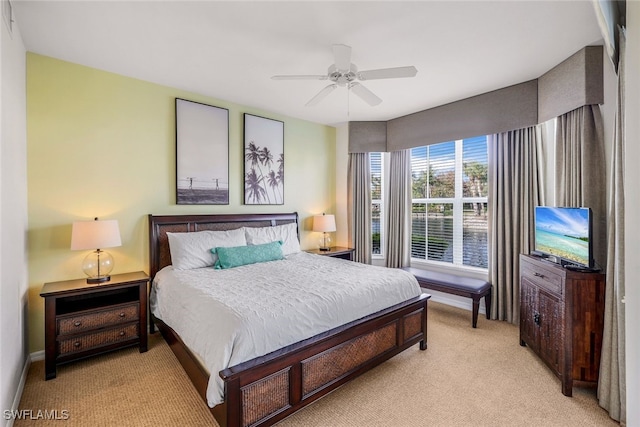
[
  {"x1": 6, "y1": 354, "x2": 32, "y2": 427},
  {"x1": 6, "y1": 351, "x2": 45, "y2": 427},
  {"x1": 29, "y1": 351, "x2": 44, "y2": 362}
]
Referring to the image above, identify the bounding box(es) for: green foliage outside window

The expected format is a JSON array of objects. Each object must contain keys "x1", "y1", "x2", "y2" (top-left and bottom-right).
[
  {"x1": 372, "y1": 232, "x2": 381, "y2": 254},
  {"x1": 411, "y1": 170, "x2": 456, "y2": 199}
]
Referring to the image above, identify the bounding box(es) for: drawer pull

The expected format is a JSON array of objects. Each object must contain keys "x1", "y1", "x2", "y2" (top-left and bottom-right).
[
  {"x1": 119, "y1": 312, "x2": 126, "y2": 318},
  {"x1": 119, "y1": 331, "x2": 126, "y2": 337},
  {"x1": 74, "y1": 321, "x2": 82, "y2": 327},
  {"x1": 534, "y1": 312, "x2": 541, "y2": 326},
  {"x1": 74, "y1": 341, "x2": 81, "y2": 348},
  {"x1": 534, "y1": 272, "x2": 545, "y2": 278}
]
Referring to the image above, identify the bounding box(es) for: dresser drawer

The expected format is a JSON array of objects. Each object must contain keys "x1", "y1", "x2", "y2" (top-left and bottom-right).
[
  {"x1": 521, "y1": 261, "x2": 563, "y2": 295},
  {"x1": 57, "y1": 303, "x2": 139, "y2": 336},
  {"x1": 58, "y1": 324, "x2": 139, "y2": 356}
]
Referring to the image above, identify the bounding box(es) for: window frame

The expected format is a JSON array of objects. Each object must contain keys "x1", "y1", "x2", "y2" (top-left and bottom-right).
[{"x1": 410, "y1": 139, "x2": 488, "y2": 270}]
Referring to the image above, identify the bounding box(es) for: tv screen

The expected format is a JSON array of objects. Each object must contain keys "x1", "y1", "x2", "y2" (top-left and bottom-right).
[{"x1": 534, "y1": 206, "x2": 593, "y2": 268}]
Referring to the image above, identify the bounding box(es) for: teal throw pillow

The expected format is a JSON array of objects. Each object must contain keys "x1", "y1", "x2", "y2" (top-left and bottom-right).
[{"x1": 212, "y1": 241, "x2": 284, "y2": 269}]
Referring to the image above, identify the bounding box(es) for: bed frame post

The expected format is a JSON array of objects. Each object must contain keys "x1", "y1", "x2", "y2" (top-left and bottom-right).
[
  {"x1": 420, "y1": 302, "x2": 428, "y2": 350},
  {"x1": 225, "y1": 378, "x2": 241, "y2": 427}
]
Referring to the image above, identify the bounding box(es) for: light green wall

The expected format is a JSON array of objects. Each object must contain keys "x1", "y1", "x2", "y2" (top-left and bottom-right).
[{"x1": 26, "y1": 53, "x2": 336, "y2": 352}]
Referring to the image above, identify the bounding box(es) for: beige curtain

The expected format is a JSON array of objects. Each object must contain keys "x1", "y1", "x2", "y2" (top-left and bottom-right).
[
  {"x1": 385, "y1": 150, "x2": 412, "y2": 268},
  {"x1": 555, "y1": 104, "x2": 607, "y2": 269},
  {"x1": 598, "y1": 26, "x2": 626, "y2": 424},
  {"x1": 488, "y1": 126, "x2": 541, "y2": 324},
  {"x1": 347, "y1": 153, "x2": 372, "y2": 264}
]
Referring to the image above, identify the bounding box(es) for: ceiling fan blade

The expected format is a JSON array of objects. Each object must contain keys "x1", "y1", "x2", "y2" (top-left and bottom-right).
[
  {"x1": 305, "y1": 84, "x2": 337, "y2": 107},
  {"x1": 357, "y1": 66, "x2": 418, "y2": 81},
  {"x1": 272, "y1": 75, "x2": 328, "y2": 80},
  {"x1": 350, "y1": 82, "x2": 382, "y2": 106},
  {"x1": 333, "y1": 44, "x2": 352, "y2": 71}
]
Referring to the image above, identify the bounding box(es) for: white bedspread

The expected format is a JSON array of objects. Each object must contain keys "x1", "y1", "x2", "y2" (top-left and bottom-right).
[{"x1": 150, "y1": 251, "x2": 421, "y2": 407}]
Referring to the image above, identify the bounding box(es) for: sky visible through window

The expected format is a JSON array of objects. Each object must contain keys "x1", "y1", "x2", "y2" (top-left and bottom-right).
[
  {"x1": 368, "y1": 142, "x2": 489, "y2": 180},
  {"x1": 410, "y1": 136, "x2": 488, "y2": 177}
]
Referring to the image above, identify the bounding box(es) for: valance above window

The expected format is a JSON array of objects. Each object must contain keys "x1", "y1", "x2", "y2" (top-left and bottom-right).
[
  {"x1": 348, "y1": 45, "x2": 603, "y2": 153},
  {"x1": 538, "y1": 46, "x2": 603, "y2": 122},
  {"x1": 386, "y1": 80, "x2": 538, "y2": 152},
  {"x1": 348, "y1": 121, "x2": 387, "y2": 153}
]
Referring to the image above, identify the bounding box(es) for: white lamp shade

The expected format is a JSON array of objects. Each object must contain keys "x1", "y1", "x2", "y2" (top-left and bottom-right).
[
  {"x1": 312, "y1": 214, "x2": 336, "y2": 233},
  {"x1": 71, "y1": 219, "x2": 122, "y2": 250}
]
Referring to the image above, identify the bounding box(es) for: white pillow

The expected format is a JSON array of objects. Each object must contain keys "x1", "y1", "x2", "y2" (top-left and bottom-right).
[
  {"x1": 167, "y1": 228, "x2": 247, "y2": 270},
  {"x1": 244, "y1": 223, "x2": 301, "y2": 256}
]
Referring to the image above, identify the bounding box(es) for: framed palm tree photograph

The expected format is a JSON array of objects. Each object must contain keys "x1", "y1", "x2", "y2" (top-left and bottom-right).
[
  {"x1": 244, "y1": 113, "x2": 284, "y2": 205},
  {"x1": 176, "y1": 98, "x2": 229, "y2": 205}
]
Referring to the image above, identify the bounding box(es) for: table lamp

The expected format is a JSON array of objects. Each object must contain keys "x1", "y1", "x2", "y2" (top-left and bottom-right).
[
  {"x1": 71, "y1": 218, "x2": 122, "y2": 283},
  {"x1": 312, "y1": 213, "x2": 336, "y2": 251}
]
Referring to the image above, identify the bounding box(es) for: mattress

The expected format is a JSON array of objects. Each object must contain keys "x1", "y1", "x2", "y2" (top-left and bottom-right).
[{"x1": 150, "y1": 251, "x2": 421, "y2": 407}]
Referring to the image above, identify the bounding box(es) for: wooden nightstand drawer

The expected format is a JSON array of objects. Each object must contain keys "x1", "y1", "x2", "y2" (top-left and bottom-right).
[
  {"x1": 58, "y1": 324, "x2": 139, "y2": 356},
  {"x1": 57, "y1": 302, "x2": 139, "y2": 335}
]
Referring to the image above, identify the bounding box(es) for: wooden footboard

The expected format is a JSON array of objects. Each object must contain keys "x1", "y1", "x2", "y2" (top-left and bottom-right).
[{"x1": 155, "y1": 293, "x2": 429, "y2": 427}]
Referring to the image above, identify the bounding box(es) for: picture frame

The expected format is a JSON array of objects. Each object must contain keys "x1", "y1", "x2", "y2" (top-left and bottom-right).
[
  {"x1": 175, "y1": 98, "x2": 229, "y2": 205},
  {"x1": 243, "y1": 113, "x2": 284, "y2": 205}
]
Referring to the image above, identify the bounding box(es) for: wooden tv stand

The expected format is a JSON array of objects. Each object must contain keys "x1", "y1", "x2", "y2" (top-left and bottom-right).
[{"x1": 519, "y1": 254, "x2": 605, "y2": 396}]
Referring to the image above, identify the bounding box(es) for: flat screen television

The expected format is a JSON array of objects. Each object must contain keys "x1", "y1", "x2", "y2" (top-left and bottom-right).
[{"x1": 534, "y1": 206, "x2": 593, "y2": 269}]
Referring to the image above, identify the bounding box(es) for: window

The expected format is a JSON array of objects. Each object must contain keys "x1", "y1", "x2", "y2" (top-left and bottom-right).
[
  {"x1": 411, "y1": 137, "x2": 488, "y2": 268},
  {"x1": 370, "y1": 152, "x2": 384, "y2": 256}
]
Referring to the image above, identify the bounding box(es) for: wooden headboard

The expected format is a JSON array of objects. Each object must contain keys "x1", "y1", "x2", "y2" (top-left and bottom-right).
[{"x1": 148, "y1": 212, "x2": 299, "y2": 280}]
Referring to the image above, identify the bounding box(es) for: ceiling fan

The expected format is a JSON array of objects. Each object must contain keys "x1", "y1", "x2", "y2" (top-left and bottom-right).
[{"x1": 271, "y1": 44, "x2": 418, "y2": 107}]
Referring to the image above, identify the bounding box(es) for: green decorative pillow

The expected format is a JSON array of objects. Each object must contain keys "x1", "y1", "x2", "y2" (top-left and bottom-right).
[{"x1": 212, "y1": 241, "x2": 284, "y2": 269}]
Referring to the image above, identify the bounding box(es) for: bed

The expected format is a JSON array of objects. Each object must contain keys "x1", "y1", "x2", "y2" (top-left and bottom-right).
[{"x1": 148, "y1": 212, "x2": 430, "y2": 427}]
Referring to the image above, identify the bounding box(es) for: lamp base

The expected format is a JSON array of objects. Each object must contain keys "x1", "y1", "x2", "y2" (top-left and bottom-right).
[
  {"x1": 87, "y1": 275, "x2": 111, "y2": 284},
  {"x1": 82, "y1": 249, "x2": 114, "y2": 284},
  {"x1": 318, "y1": 232, "x2": 332, "y2": 252}
]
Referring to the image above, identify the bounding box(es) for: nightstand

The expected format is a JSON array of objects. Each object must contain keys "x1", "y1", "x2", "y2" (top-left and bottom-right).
[
  {"x1": 305, "y1": 246, "x2": 355, "y2": 261},
  {"x1": 40, "y1": 271, "x2": 149, "y2": 380}
]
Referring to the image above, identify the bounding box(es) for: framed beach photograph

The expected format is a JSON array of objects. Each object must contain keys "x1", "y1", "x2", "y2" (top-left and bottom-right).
[
  {"x1": 176, "y1": 98, "x2": 229, "y2": 205},
  {"x1": 243, "y1": 114, "x2": 284, "y2": 205}
]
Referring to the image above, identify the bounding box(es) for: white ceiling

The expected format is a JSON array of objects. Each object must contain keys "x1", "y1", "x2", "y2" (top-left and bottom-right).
[{"x1": 13, "y1": 1, "x2": 604, "y2": 127}]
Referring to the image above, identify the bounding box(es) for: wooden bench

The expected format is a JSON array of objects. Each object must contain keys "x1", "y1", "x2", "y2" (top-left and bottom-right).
[{"x1": 403, "y1": 267, "x2": 491, "y2": 328}]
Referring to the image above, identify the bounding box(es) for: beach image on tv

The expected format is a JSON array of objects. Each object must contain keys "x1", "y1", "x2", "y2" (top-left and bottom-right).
[{"x1": 535, "y1": 207, "x2": 590, "y2": 266}]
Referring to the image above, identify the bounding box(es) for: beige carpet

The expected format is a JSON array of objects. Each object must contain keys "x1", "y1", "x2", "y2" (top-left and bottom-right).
[{"x1": 16, "y1": 302, "x2": 617, "y2": 426}]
